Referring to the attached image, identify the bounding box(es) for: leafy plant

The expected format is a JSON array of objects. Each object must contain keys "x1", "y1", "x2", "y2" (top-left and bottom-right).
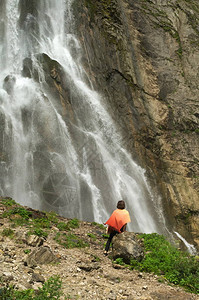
[
  {"x1": 1, "y1": 228, "x2": 14, "y2": 237},
  {"x1": 129, "y1": 233, "x2": 199, "y2": 294},
  {"x1": 0, "y1": 276, "x2": 63, "y2": 299},
  {"x1": 24, "y1": 249, "x2": 31, "y2": 254},
  {"x1": 27, "y1": 228, "x2": 48, "y2": 238},
  {"x1": 67, "y1": 218, "x2": 79, "y2": 229},
  {"x1": 57, "y1": 222, "x2": 69, "y2": 231},
  {"x1": 54, "y1": 232, "x2": 88, "y2": 248},
  {"x1": 114, "y1": 257, "x2": 125, "y2": 266},
  {"x1": 87, "y1": 233, "x2": 97, "y2": 240},
  {"x1": 37, "y1": 275, "x2": 62, "y2": 299},
  {"x1": 91, "y1": 222, "x2": 105, "y2": 230},
  {"x1": 1, "y1": 198, "x2": 16, "y2": 207},
  {"x1": 2, "y1": 207, "x2": 32, "y2": 220}
]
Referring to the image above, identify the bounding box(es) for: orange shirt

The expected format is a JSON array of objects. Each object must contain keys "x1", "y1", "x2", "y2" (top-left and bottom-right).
[{"x1": 105, "y1": 209, "x2": 131, "y2": 232}]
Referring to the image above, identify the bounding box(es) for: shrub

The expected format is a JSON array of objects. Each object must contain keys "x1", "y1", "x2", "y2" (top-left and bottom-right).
[
  {"x1": 129, "y1": 233, "x2": 199, "y2": 294},
  {"x1": 0, "y1": 276, "x2": 62, "y2": 299}
]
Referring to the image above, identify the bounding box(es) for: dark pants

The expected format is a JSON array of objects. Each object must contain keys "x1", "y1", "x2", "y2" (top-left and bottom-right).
[
  {"x1": 105, "y1": 224, "x2": 126, "y2": 252},
  {"x1": 105, "y1": 230, "x2": 118, "y2": 252}
]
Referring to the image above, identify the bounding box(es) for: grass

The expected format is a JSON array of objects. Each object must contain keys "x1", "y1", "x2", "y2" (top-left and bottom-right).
[
  {"x1": 128, "y1": 233, "x2": 199, "y2": 294},
  {"x1": 0, "y1": 198, "x2": 81, "y2": 238},
  {"x1": 91, "y1": 222, "x2": 105, "y2": 230},
  {"x1": 87, "y1": 233, "x2": 97, "y2": 240},
  {"x1": 0, "y1": 275, "x2": 63, "y2": 299},
  {"x1": 1, "y1": 228, "x2": 14, "y2": 238},
  {"x1": 54, "y1": 232, "x2": 89, "y2": 249}
]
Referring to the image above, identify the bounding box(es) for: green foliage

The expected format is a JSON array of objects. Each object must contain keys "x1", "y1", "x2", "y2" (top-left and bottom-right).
[
  {"x1": 57, "y1": 222, "x2": 70, "y2": 231},
  {"x1": 3, "y1": 207, "x2": 32, "y2": 220},
  {"x1": 1, "y1": 228, "x2": 14, "y2": 237},
  {"x1": 87, "y1": 233, "x2": 97, "y2": 240},
  {"x1": 27, "y1": 228, "x2": 48, "y2": 238},
  {"x1": 0, "y1": 276, "x2": 62, "y2": 300},
  {"x1": 114, "y1": 257, "x2": 125, "y2": 266},
  {"x1": 129, "y1": 233, "x2": 199, "y2": 294},
  {"x1": 102, "y1": 234, "x2": 109, "y2": 239},
  {"x1": 54, "y1": 232, "x2": 89, "y2": 249},
  {"x1": 91, "y1": 222, "x2": 105, "y2": 230},
  {"x1": 91, "y1": 254, "x2": 101, "y2": 262},
  {"x1": 24, "y1": 249, "x2": 31, "y2": 254},
  {"x1": 32, "y1": 217, "x2": 51, "y2": 229},
  {"x1": 1, "y1": 198, "x2": 16, "y2": 207},
  {"x1": 44, "y1": 211, "x2": 58, "y2": 225},
  {"x1": 67, "y1": 218, "x2": 79, "y2": 229},
  {"x1": 36, "y1": 275, "x2": 62, "y2": 299}
]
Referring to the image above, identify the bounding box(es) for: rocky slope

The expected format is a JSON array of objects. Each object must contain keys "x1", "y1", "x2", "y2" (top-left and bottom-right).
[
  {"x1": 0, "y1": 198, "x2": 198, "y2": 299},
  {"x1": 70, "y1": 0, "x2": 199, "y2": 249}
]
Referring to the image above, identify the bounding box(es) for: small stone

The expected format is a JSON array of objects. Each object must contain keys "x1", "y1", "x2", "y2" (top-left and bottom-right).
[
  {"x1": 142, "y1": 285, "x2": 148, "y2": 290},
  {"x1": 32, "y1": 272, "x2": 45, "y2": 283}
]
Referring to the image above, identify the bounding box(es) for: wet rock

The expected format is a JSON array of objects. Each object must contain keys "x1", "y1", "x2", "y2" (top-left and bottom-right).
[
  {"x1": 112, "y1": 232, "x2": 144, "y2": 264},
  {"x1": 3, "y1": 75, "x2": 16, "y2": 95}
]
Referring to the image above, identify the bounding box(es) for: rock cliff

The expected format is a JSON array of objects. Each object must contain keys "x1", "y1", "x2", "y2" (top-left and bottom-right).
[{"x1": 71, "y1": 0, "x2": 199, "y2": 249}]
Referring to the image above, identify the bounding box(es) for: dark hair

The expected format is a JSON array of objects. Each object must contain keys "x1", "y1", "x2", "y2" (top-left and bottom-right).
[{"x1": 117, "y1": 200, "x2": 125, "y2": 209}]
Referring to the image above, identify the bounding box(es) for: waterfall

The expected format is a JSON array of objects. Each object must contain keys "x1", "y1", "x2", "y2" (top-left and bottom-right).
[
  {"x1": 0, "y1": 0, "x2": 167, "y2": 233},
  {"x1": 174, "y1": 232, "x2": 197, "y2": 255}
]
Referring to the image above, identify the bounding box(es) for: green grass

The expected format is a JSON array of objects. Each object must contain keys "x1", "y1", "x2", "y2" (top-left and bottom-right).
[
  {"x1": 0, "y1": 199, "x2": 81, "y2": 240},
  {"x1": 67, "y1": 218, "x2": 79, "y2": 229},
  {"x1": 91, "y1": 222, "x2": 105, "y2": 230},
  {"x1": 0, "y1": 275, "x2": 63, "y2": 299},
  {"x1": 54, "y1": 232, "x2": 89, "y2": 249},
  {"x1": 27, "y1": 228, "x2": 48, "y2": 238},
  {"x1": 1, "y1": 198, "x2": 16, "y2": 207},
  {"x1": 87, "y1": 233, "x2": 97, "y2": 240},
  {"x1": 129, "y1": 233, "x2": 199, "y2": 294},
  {"x1": 1, "y1": 228, "x2": 14, "y2": 238}
]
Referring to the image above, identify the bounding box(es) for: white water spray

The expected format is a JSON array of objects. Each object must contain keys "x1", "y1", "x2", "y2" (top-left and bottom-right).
[
  {"x1": 0, "y1": 0, "x2": 167, "y2": 233},
  {"x1": 174, "y1": 232, "x2": 197, "y2": 255}
]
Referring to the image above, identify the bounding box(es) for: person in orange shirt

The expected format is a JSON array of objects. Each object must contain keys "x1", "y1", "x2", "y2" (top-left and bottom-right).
[{"x1": 104, "y1": 200, "x2": 131, "y2": 255}]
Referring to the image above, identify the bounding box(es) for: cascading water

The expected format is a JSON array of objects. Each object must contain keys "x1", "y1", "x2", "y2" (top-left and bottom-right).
[{"x1": 0, "y1": 0, "x2": 167, "y2": 233}]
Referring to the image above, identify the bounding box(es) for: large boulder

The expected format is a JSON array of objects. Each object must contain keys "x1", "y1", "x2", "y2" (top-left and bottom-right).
[
  {"x1": 25, "y1": 246, "x2": 57, "y2": 267},
  {"x1": 112, "y1": 232, "x2": 144, "y2": 264}
]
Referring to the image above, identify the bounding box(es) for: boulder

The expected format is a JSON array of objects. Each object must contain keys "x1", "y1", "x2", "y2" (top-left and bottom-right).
[
  {"x1": 31, "y1": 272, "x2": 45, "y2": 283},
  {"x1": 112, "y1": 232, "x2": 144, "y2": 264},
  {"x1": 25, "y1": 246, "x2": 57, "y2": 267},
  {"x1": 3, "y1": 75, "x2": 16, "y2": 95}
]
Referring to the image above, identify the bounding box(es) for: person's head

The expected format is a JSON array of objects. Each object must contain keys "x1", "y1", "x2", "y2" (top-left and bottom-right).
[{"x1": 117, "y1": 200, "x2": 125, "y2": 209}]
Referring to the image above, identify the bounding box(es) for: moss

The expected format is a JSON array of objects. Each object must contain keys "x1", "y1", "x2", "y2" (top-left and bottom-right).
[{"x1": 140, "y1": 0, "x2": 183, "y2": 58}]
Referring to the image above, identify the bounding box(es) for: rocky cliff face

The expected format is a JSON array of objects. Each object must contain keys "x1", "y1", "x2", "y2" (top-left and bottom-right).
[{"x1": 72, "y1": 0, "x2": 199, "y2": 249}]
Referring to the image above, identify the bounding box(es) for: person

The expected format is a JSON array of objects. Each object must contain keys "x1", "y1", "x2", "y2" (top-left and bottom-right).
[{"x1": 104, "y1": 200, "x2": 131, "y2": 255}]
